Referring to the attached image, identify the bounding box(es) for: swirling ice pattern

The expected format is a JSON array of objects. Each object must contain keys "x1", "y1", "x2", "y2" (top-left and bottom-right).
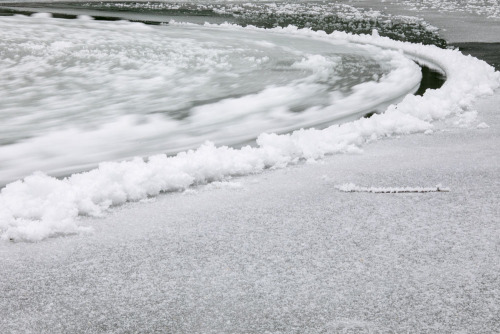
[{"x1": 0, "y1": 15, "x2": 421, "y2": 184}]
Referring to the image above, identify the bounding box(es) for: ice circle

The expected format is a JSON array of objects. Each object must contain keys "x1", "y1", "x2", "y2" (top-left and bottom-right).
[
  {"x1": 0, "y1": 14, "x2": 499, "y2": 241},
  {"x1": 0, "y1": 15, "x2": 421, "y2": 183}
]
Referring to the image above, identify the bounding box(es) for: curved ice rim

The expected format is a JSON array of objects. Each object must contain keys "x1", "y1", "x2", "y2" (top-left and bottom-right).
[
  {"x1": 0, "y1": 17, "x2": 422, "y2": 185},
  {"x1": 1, "y1": 23, "x2": 499, "y2": 242}
]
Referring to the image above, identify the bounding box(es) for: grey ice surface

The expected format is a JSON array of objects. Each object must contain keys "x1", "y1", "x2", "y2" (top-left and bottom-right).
[
  {"x1": 2, "y1": 96, "x2": 500, "y2": 334},
  {"x1": 1, "y1": 2, "x2": 500, "y2": 333}
]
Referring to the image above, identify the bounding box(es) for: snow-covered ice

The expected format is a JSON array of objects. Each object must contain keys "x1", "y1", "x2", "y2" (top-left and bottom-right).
[
  {"x1": 0, "y1": 17, "x2": 498, "y2": 242},
  {"x1": 1, "y1": 1, "x2": 500, "y2": 333},
  {"x1": 1, "y1": 91, "x2": 499, "y2": 332}
]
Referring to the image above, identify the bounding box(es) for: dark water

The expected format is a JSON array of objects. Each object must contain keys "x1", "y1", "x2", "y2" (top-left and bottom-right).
[
  {"x1": 452, "y1": 42, "x2": 500, "y2": 71},
  {"x1": 415, "y1": 65, "x2": 446, "y2": 96},
  {"x1": 0, "y1": 5, "x2": 166, "y2": 24}
]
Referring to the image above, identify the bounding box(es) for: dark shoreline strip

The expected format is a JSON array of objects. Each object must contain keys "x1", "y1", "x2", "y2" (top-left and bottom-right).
[{"x1": 0, "y1": 7, "x2": 164, "y2": 24}]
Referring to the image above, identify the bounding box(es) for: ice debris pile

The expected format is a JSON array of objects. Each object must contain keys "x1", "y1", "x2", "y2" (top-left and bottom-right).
[{"x1": 1, "y1": 22, "x2": 499, "y2": 241}]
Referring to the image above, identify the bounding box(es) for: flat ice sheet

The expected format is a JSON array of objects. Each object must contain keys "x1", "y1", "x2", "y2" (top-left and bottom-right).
[{"x1": 1, "y1": 92, "x2": 499, "y2": 333}]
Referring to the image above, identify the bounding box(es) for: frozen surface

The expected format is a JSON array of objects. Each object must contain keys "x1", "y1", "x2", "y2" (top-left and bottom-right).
[
  {"x1": 334, "y1": 183, "x2": 450, "y2": 193},
  {"x1": 0, "y1": 14, "x2": 421, "y2": 184},
  {"x1": 350, "y1": 0, "x2": 500, "y2": 42},
  {"x1": 1, "y1": 1, "x2": 500, "y2": 332},
  {"x1": 394, "y1": 0, "x2": 500, "y2": 19},
  {"x1": 1, "y1": 92, "x2": 499, "y2": 333},
  {"x1": 1, "y1": 19, "x2": 499, "y2": 241}
]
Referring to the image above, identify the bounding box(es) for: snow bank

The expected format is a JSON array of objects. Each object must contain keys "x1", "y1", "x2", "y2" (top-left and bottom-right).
[{"x1": 1, "y1": 22, "x2": 499, "y2": 241}]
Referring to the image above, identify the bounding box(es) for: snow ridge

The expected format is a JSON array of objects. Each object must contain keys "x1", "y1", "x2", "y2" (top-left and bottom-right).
[
  {"x1": 1, "y1": 20, "x2": 499, "y2": 242},
  {"x1": 335, "y1": 183, "x2": 450, "y2": 193}
]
